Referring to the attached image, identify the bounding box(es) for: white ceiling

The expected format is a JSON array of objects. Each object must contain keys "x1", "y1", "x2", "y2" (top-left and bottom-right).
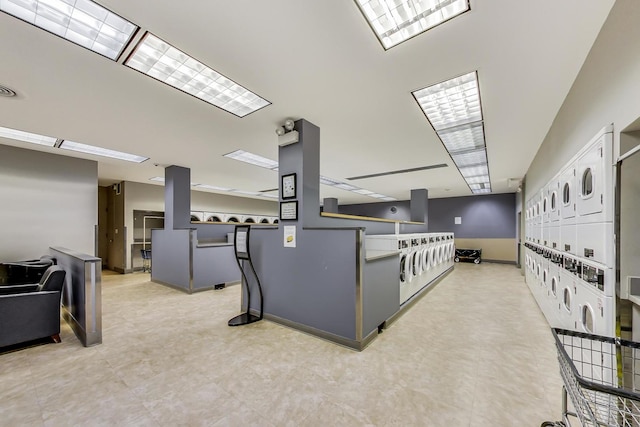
[{"x1": 0, "y1": 0, "x2": 614, "y2": 203}]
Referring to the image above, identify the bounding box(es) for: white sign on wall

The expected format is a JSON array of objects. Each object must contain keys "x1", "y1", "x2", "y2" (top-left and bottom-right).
[
  {"x1": 284, "y1": 225, "x2": 296, "y2": 248},
  {"x1": 454, "y1": 216, "x2": 462, "y2": 225}
]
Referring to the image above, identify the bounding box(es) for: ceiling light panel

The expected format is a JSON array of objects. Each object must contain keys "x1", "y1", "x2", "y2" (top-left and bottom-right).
[
  {"x1": 223, "y1": 150, "x2": 278, "y2": 169},
  {"x1": 413, "y1": 71, "x2": 492, "y2": 195},
  {"x1": 126, "y1": 33, "x2": 270, "y2": 117},
  {"x1": 60, "y1": 140, "x2": 148, "y2": 163},
  {"x1": 0, "y1": 125, "x2": 56, "y2": 146},
  {"x1": 459, "y1": 164, "x2": 488, "y2": 178},
  {"x1": 0, "y1": 0, "x2": 137, "y2": 60},
  {"x1": 451, "y1": 148, "x2": 487, "y2": 168},
  {"x1": 195, "y1": 184, "x2": 232, "y2": 191},
  {"x1": 355, "y1": 0, "x2": 470, "y2": 50},
  {"x1": 413, "y1": 71, "x2": 481, "y2": 131},
  {"x1": 438, "y1": 122, "x2": 485, "y2": 152}
]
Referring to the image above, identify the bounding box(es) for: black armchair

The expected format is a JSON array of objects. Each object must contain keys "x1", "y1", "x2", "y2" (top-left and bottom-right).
[{"x1": 0, "y1": 266, "x2": 66, "y2": 348}]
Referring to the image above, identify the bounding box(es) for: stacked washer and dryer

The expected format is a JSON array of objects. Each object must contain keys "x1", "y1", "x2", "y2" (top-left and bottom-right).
[
  {"x1": 367, "y1": 232, "x2": 455, "y2": 305},
  {"x1": 524, "y1": 125, "x2": 614, "y2": 336}
]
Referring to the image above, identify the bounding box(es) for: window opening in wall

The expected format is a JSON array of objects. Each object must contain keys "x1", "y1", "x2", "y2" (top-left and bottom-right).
[{"x1": 582, "y1": 168, "x2": 594, "y2": 197}]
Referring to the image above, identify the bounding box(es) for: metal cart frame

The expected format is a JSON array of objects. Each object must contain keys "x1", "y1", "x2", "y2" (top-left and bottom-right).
[{"x1": 542, "y1": 328, "x2": 640, "y2": 427}]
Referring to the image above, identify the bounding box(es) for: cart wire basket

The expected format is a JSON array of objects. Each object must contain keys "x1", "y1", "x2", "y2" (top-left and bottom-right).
[{"x1": 542, "y1": 328, "x2": 640, "y2": 427}]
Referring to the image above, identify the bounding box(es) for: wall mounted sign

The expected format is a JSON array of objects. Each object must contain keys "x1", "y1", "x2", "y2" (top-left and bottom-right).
[
  {"x1": 281, "y1": 173, "x2": 297, "y2": 200},
  {"x1": 283, "y1": 225, "x2": 296, "y2": 248},
  {"x1": 280, "y1": 201, "x2": 298, "y2": 221},
  {"x1": 454, "y1": 216, "x2": 462, "y2": 225}
]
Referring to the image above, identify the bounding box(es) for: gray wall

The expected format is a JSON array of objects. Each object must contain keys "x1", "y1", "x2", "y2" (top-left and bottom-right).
[
  {"x1": 0, "y1": 145, "x2": 97, "y2": 260},
  {"x1": 428, "y1": 194, "x2": 516, "y2": 238},
  {"x1": 338, "y1": 201, "x2": 411, "y2": 222},
  {"x1": 526, "y1": 0, "x2": 640, "y2": 194},
  {"x1": 339, "y1": 193, "x2": 517, "y2": 238}
]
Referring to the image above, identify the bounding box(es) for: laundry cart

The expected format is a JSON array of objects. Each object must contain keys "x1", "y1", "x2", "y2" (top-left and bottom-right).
[
  {"x1": 542, "y1": 328, "x2": 640, "y2": 427},
  {"x1": 454, "y1": 248, "x2": 482, "y2": 264},
  {"x1": 141, "y1": 249, "x2": 152, "y2": 273}
]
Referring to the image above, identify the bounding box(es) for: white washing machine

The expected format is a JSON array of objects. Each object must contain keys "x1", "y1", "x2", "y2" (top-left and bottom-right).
[
  {"x1": 545, "y1": 250, "x2": 563, "y2": 328},
  {"x1": 190, "y1": 211, "x2": 204, "y2": 222},
  {"x1": 574, "y1": 280, "x2": 615, "y2": 337},
  {"x1": 204, "y1": 212, "x2": 224, "y2": 222},
  {"x1": 576, "y1": 222, "x2": 614, "y2": 267},
  {"x1": 542, "y1": 188, "x2": 550, "y2": 225},
  {"x1": 398, "y1": 236, "x2": 412, "y2": 305},
  {"x1": 575, "y1": 127, "x2": 613, "y2": 224},
  {"x1": 548, "y1": 225, "x2": 560, "y2": 251},
  {"x1": 559, "y1": 164, "x2": 577, "y2": 226},
  {"x1": 549, "y1": 176, "x2": 561, "y2": 223},
  {"x1": 560, "y1": 223, "x2": 577, "y2": 257},
  {"x1": 226, "y1": 215, "x2": 241, "y2": 223}
]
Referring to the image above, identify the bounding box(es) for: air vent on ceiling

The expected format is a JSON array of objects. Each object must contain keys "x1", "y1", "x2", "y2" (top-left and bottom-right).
[
  {"x1": 347, "y1": 163, "x2": 448, "y2": 181},
  {"x1": 0, "y1": 85, "x2": 17, "y2": 97}
]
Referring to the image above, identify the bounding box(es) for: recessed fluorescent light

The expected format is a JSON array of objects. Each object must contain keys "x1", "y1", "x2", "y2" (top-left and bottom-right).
[
  {"x1": 223, "y1": 150, "x2": 278, "y2": 170},
  {"x1": 413, "y1": 71, "x2": 491, "y2": 195},
  {"x1": 195, "y1": 184, "x2": 233, "y2": 191},
  {"x1": 438, "y1": 123, "x2": 485, "y2": 153},
  {"x1": 320, "y1": 175, "x2": 343, "y2": 186},
  {"x1": 353, "y1": 189, "x2": 375, "y2": 195},
  {"x1": 459, "y1": 164, "x2": 489, "y2": 178},
  {"x1": 451, "y1": 148, "x2": 487, "y2": 167},
  {"x1": 149, "y1": 176, "x2": 164, "y2": 182},
  {"x1": 126, "y1": 33, "x2": 270, "y2": 117},
  {"x1": 413, "y1": 72, "x2": 481, "y2": 131},
  {"x1": 0, "y1": 0, "x2": 137, "y2": 60},
  {"x1": 0, "y1": 125, "x2": 56, "y2": 146},
  {"x1": 355, "y1": 0, "x2": 470, "y2": 50},
  {"x1": 60, "y1": 140, "x2": 148, "y2": 163},
  {"x1": 380, "y1": 196, "x2": 397, "y2": 202},
  {"x1": 230, "y1": 189, "x2": 260, "y2": 196},
  {"x1": 334, "y1": 183, "x2": 359, "y2": 191},
  {"x1": 473, "y1": 188, "x2": 491, "y2": 194},
  {"x1": 261, "y1": 193, "x2": 278, "y2": 199},
  {"x1": 465, "y1": 175, "x2": 490, "y2": 185}
]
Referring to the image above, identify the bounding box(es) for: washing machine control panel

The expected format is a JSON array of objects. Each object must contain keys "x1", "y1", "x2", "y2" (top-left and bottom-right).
[
  {"x1": 582, "y1": 263, "x2": 604, "y2": 292},
  {"x1": 411, "y1": 238, "x2": 420, "y2": 247},
  {"x1": 563, "y1": 256, "x2": 581, "y2": 276},
  {"x1": 550, "y1": 252, "x2": 563, "y2": 265},
  {"x1": 398, "y1": 240, "x2": 409, "y2": 250}
]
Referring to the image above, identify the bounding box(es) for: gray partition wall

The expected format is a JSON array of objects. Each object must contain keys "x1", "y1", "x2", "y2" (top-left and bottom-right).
[
  {"x1": 51, "y1": 246, "x2": 102, "y2": 347},
  {"x1": 237, "y1": 119, "x2": 437, "y2": 349}
]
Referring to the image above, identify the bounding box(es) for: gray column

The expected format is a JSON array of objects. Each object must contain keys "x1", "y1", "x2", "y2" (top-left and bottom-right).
[
  {"x1": 410, "y1": 188, "x2": 429, "y2": 225},
  {"x1": 323, "y1": 197, "x2": 339, "y2": 213},
  {"x1": 164, "y1": 165, "x2": 191, "y2": 230}
]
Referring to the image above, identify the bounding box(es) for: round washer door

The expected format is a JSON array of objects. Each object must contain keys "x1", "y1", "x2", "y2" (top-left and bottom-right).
[
  {"x1": 405, "y1": 252, "x2": 414, "y2": 282},
  {"x1": 400, "y1": 255, "x2": 407, "y2": 283},
  {"x1": 413, "y1": 250, "x2": 423, "y2": 276},
  {"x1": 429, "y1": 247, "x2": 437, "y2": 266},
  {"x1": 422, "y1": 247, "x2": 431, "y2": 270}
]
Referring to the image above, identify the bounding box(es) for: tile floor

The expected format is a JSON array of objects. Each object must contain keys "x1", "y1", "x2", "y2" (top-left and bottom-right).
[{"x1": 0, "y1": 263, "x2": 564, "y2": 426}]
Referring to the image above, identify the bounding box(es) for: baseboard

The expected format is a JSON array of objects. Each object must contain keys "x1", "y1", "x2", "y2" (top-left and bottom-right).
[{"x1": 248, "y1": 309, "x2": 376, "y2": 352}]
